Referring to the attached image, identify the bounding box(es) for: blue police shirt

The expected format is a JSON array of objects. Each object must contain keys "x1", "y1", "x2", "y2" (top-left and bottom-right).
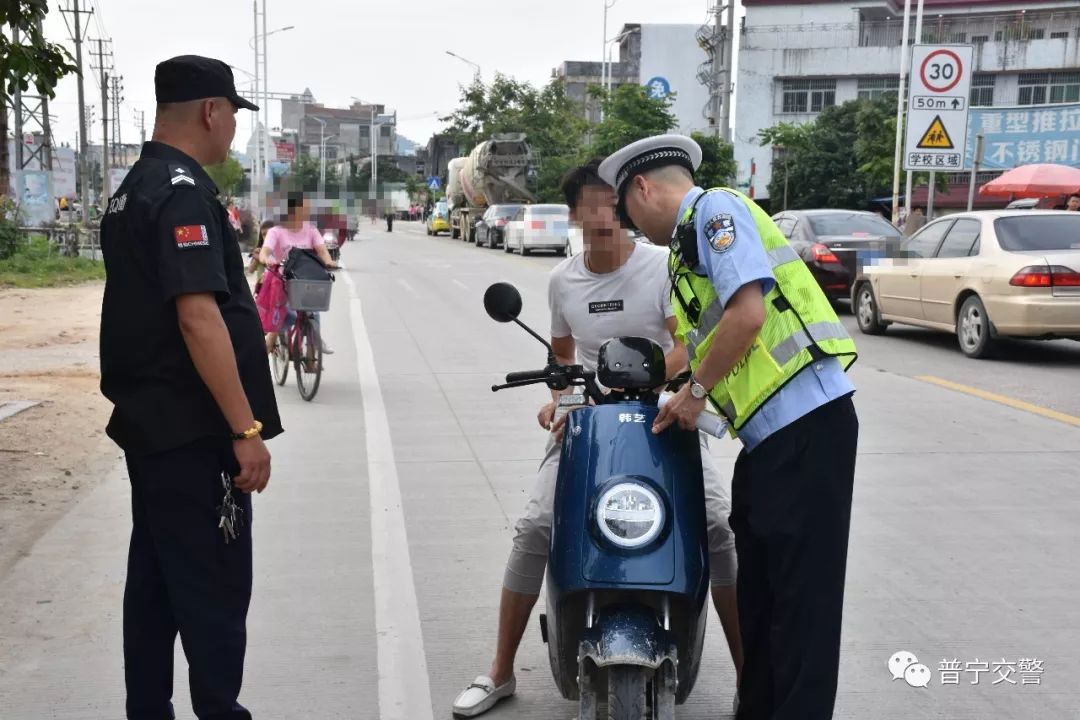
[{"x1": 677, "y1": 187, "x2": 855, "y2": 452}]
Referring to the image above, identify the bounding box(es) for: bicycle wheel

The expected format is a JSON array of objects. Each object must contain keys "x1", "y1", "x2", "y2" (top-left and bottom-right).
[
  {"x1": 272, "y1": 331, "x2": 289, "y2": 386},
  {"x1": 294, "y1": 314, "x2": 323, "y2": 402}
]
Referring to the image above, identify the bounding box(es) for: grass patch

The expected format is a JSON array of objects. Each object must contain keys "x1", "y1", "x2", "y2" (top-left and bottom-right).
[{"x1": 0, "y1": 236, "x2": 106, "y2": 289}]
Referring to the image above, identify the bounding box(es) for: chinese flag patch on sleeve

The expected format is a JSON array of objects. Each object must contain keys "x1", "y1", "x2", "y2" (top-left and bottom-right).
[{"x1": 174, "y1": 224, "x2": 210, "y2": 248}]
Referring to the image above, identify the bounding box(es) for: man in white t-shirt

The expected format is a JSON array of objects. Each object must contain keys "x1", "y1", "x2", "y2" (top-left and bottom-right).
[{"x1": 453, "y1": 161, "x2": 742, "y2": 717}]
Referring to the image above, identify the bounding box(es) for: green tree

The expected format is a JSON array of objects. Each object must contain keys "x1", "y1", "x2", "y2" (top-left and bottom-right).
[
  {"x1": 285, "y1": 154, "x2": 341, "y2": 195},
  {"x1": 690, "y1": 131, "x2": 737, "y2": 189},
  {"x1": 347, "y1": 155, "x2": 409, "y2": 195},
  {"x1": 760, "y1": 97, "x2": 948, "y2": 211},
  {"x1": 588, "y1": 84, "x2": 677, "y2": 158},
  {"x1": 0, "y1": 1, "x2": 79, "y2": 194},
  {"x1": 404, "y1": 174, "x2": 421, "y2": 201},
  {"x1": 205, "y1": 156, "x2": 245, "y2": 197}
]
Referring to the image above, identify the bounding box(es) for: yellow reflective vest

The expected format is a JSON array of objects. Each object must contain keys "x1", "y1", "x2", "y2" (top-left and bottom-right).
[{"x1": 670, "y1": 188, "x2": 857, "y2": 431}]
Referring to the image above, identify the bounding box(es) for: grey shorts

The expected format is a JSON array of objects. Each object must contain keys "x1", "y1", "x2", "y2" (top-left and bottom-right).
[{"x1": 504, "y1": 410, "x2": 737, "y2": 595}]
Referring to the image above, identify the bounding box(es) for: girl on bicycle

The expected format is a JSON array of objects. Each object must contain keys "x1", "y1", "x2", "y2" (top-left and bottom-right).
[
  {"x1": 247, "y1": 220, "x2": 275, "y2": 293},
  {"x1": 260, "y1": 194, "x2": 340, "y2": 354}
]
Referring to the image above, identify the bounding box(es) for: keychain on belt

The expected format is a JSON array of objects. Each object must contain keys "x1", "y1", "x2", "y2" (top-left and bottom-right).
[{"x1": 217, "y1": 471, "x2": 245, "y2": 544}]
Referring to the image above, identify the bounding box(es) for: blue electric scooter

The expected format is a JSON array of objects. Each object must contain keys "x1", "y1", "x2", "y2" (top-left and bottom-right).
[{"x1": 484, "y1": 282, "x2": 713, "y2": 720}]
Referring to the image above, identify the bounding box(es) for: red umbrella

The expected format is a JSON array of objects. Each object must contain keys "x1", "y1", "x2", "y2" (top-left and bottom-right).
[{"x1": 979, "y1": 163, "x2": 1080, "y2": 198}]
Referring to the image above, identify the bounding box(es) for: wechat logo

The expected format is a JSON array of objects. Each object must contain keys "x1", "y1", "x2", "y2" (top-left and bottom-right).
[{"x1": 889, "y1": 650, "x2": 931, "y2": 688}]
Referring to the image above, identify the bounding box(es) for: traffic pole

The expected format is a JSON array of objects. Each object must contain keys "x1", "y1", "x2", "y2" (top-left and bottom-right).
[{"x1": 890, "y1": 0, "x2": 912, "y2": 226}]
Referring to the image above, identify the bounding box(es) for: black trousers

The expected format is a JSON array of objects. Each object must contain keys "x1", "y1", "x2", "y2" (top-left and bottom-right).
[
  {"x1": 123, "y1": 439, "x2": 253, "y2": 720},
  {"x1": 731, "y1": 395, "x2": 859, "y2": 720}
]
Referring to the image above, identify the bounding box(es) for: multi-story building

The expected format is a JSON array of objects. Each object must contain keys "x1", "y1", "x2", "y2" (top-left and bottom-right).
[
  {"x1": 555, "y1": 22, "x2": 717, "y2": 135},
  {"x1": 736, "y1": 0, "x2": 1080, "y2": 208},
  {"x1": 276, "y1": 90, "x2": 397, "y2": 169}
]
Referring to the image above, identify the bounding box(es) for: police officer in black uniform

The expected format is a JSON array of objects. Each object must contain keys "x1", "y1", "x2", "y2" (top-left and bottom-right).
[{"x1": 99, "y1": 55, "x2": 283, "y2": 720}]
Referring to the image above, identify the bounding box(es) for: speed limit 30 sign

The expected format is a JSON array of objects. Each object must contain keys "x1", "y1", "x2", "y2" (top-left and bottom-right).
[{"x1": 904, "y1": 44, "x2": 973, "y2": 171}]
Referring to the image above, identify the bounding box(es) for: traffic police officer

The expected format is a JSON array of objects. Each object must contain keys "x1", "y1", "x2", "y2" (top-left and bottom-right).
[
  {"x1": 99, "y1": 55, "x2": 282, "y2": 720},
  {"x1": 599, "y1": 135, "x2": 859, "y2": 720}
]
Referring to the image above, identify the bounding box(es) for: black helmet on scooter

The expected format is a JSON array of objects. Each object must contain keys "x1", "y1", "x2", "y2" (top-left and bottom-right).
[{"x1": 597, "y1": 337, "x2": 667, "y2": 391}]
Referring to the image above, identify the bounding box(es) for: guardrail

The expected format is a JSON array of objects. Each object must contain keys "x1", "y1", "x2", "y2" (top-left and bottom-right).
[{"x1": 16, "y1": 225, "x2": 103, "y2": 260}]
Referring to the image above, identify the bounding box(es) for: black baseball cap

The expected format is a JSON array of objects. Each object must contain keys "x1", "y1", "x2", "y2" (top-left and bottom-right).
[{"x1": 155, "y1": 55, "x2": 259, "y2": 111}]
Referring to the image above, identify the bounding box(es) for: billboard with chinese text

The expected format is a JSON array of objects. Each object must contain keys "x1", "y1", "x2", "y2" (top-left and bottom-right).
[{"x1": 965, "y1": 103, "x2": 1080, "y2": 170}]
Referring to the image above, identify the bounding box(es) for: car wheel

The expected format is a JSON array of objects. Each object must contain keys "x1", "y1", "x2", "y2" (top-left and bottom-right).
[
  {"x1": 521, "y1": 247, "x2": 531, "y2": 256},
  {"x1": 504, "y1": 241, "x2": 513, "y2": 253},
  {"x1": 957, "y1": 295, "x2": 996, "y2": 359},
  {"x1": 855, "y1": 283, "x2": 886, "y2": 335}
]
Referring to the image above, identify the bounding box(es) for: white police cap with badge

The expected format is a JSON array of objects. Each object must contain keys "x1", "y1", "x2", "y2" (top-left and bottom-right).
[{"x1": 598, "y1": 134, "x2": 702, "y2": 197}]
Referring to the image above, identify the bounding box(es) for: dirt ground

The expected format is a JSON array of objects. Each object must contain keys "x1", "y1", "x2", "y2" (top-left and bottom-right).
[{"x1": 0, "y1": 283, "x2": 118, "y2": 575}]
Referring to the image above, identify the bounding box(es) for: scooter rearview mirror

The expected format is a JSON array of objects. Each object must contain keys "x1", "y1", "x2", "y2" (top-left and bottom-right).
[
  {"x1": 483, "y1": 282, "x2": 556, "y2": 362},
  {"x1": 484, "y1": 282, "x2": 523, "y2": 323}
]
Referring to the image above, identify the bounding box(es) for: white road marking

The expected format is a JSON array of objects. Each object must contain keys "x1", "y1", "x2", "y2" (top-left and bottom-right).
[
  {"x1": 397, "y1": 278, "x2": 418, "y2": 295},
  {"x1": 452, "y1": 278, "x2": 469, "y2": 292},
  {"x1": 341, "y1": 266, "x2": 434, "y2": 720}
]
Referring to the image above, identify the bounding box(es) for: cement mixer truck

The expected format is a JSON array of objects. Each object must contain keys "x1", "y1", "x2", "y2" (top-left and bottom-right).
[{"x1": 448, "y1": 133, "x2": 534, "y2": 243}]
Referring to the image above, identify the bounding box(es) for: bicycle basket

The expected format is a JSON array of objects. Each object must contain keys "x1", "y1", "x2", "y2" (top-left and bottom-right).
[{"x1": 287, "y1": 278, "x2": 332, "y2": 312}]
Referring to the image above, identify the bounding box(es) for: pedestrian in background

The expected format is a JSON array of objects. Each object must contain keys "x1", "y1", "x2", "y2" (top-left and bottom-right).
[
  {"x1": 904, "y1": 206, "x2": 927, "y2": 236},
  {"x1": 1066, "y1": 192, "x2": 1080, "y2": 211},
  {"x1": 98, "y1": 55, "x2": 281, "y2": 720}
]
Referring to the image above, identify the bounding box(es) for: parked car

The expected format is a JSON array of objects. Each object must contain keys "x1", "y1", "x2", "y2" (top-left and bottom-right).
[
  {"x1": 475, "y1": 204, "x2": 523, "y2": 248},
  {"x1": 771, "y1": 209, "x2": 903, "y2": 301},
  {"x1": 427, "y1": 201, "x2": 450, "y2": 236},
  {"x1": 851, "y1": 210, "x2": 1080, "y2": 358},
  {"x1": 504, "y1": 204, "x2": 570, "y2": 256}
]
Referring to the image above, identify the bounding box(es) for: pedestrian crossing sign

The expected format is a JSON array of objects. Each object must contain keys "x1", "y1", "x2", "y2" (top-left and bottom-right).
[{"x1": 916, "y1": 115, "x2": 955, "y2": 150}]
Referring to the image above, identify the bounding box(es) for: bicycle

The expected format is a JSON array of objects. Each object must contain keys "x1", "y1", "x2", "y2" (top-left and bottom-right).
[{"x1": 268, "y1": 268, "x2": 333, "y2": 402}]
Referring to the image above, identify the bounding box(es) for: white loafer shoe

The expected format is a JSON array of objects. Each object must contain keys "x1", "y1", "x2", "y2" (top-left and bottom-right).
[{"x1": 452, "y1": 675, "x2": 516, "y2": 718}]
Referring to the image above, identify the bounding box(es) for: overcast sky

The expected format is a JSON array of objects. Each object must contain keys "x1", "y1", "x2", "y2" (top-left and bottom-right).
[{"x1": 41, "y1": 0, "x2": 718, "y2": 154}]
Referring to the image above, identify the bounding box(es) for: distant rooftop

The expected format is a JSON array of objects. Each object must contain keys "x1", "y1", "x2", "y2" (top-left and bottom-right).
[{"x1": 744, "y1": 0, "x2": 1055, "y2": 7}]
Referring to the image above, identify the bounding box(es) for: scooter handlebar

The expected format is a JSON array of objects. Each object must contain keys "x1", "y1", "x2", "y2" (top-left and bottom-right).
[{"x1": 505, "y1": 369, "x2": 551, "y2": 384}]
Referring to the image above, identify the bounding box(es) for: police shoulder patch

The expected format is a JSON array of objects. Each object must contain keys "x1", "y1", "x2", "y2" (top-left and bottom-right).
[
  {"x1": 704, "y1": 212, "x2": 736, "y2": 253},
  {"x1": 168, "y1": 163, "x2": 197, "y2": 187}
]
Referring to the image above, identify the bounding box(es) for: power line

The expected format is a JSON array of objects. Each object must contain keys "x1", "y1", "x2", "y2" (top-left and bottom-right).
[{"x1": 60, "y1": 0, "x2": 95, "y2": 219}]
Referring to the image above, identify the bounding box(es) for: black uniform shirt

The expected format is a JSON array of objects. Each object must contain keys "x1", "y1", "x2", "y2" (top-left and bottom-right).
[{"x1": 99, "y1": 141, "x2": 283, "y2": 456}]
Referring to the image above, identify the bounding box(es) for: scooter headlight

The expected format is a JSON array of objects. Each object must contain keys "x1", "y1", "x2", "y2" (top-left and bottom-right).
[{"x1": 597, "y1": 482, "x2": 664, "y2": 549}]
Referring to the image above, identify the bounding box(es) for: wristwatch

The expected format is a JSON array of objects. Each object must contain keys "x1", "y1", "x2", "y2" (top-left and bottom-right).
[{"x1": 688, "y1": 375, "x2": 708, "y2": 400}]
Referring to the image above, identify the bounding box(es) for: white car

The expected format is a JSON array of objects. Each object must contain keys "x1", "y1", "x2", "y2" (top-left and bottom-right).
[{"x1": 504, "y1": 204, "x2": 570, "y2": 256}]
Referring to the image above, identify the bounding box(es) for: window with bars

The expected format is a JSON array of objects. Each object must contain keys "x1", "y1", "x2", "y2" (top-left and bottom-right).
[
  {"x1": 971, "y1": 34, "x2": 989, "y2": 45},
  {"x1": 857, "y1": 77, "x2": 900, "y2": 101},
  {"x1": 1050, "y1": 31, "x2": 1069, "y2": 39},
  {"x1": 1019, "y1": 71, "x2": 1080, "y2": 105},
  {"x1": 780, "y1": 79, "x2": 836, "y2": 114},
  {"x1": 970, "y1": 74, "x2": 995, "y2": 107}
]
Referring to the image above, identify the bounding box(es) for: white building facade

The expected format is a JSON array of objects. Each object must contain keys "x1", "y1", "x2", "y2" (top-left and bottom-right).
[
  {"x1": 735, "y1": 0, "x2": 1080, "y2": 206},
  {"x1": 556, "y1": 23, "x2": 715, "y2": 135}
]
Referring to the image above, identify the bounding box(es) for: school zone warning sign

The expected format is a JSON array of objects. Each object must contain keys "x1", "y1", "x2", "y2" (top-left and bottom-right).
[{"x1": 916, "y1": 115, "x2": 955, "y2": 149}]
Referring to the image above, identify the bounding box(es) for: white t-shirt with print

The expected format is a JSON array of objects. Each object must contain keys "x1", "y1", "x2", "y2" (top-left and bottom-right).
[{"x1": 548, "y1": 242, "x2": 674, "y2": 372}]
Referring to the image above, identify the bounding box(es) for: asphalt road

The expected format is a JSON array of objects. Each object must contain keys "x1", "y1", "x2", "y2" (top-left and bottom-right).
[{"x1": 1, "y1": 220, "x2": 1077, "y2": 720}]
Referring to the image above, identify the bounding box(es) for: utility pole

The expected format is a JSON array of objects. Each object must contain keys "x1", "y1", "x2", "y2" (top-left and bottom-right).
[
  {"x1": 11, "y1": 22, "x2": 55, "y2": 174},
  {"x1": 110, "y1": 76, "x2": 124, "y2": 166},
  {"x1": 136, "y1": 110, "x2": 146, "y2": 146},
  {"x1": 60, "y1": 0, "x2": 94, "y2": 222},
  {"x1": 90, "y1": 38, "x2": 112, "y2": 208}
]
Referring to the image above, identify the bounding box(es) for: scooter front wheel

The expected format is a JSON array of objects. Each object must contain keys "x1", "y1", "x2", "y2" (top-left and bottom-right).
[{"x1": 607, "y1": 666, "x2": 647, "y2": 720}]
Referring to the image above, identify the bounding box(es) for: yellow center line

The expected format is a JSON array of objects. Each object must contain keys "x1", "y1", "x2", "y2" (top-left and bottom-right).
[{"x1": 915, "y1": 375, "x2": 1080, "y2": 429}]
